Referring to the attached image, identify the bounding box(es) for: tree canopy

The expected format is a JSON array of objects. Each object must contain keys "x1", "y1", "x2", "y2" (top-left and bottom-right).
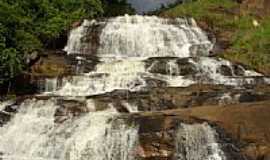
[{"x1": 0, "y1": 0, "x2": 134, "y2": 85}]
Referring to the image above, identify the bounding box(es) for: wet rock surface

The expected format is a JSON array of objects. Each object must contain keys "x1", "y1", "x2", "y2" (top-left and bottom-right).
[
  {"x1": 120, "y1": 99, "x2": 270, "y2": 160},
  {"x1": 86, "y1": 85, "x2": 270, "y2": 112},
  {"x1": 145, "y1": 57, "x2": 198, "y2": 76},
  {"x1": 0, "y1": 112, "x2": 11, "y2": 127},
  {"x1": 1, "y1": 86, "x2": 270, "y2": 160},
  {"x1": 125, "y1": 111, "x2": 245, "y2": 160}
]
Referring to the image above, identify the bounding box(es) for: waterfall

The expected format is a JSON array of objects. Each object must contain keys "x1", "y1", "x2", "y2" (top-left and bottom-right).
[
  {"x1": 0, "y1": 15, "x2": 265, "y2": 160},
  {"x1": 98, "y1": 15, "x2": 212, "y2": 58},
  {"x1": 55, "y1": 74, "x2": 146, "y2": 97},
  {"x1": 61, "y1": 15, "x2": 269, "y2": 97},
  {"x1": 65, "y1": 15, "x2": 212, "y2": 58},
  {"x1": 0, "y1": 99, "x2": 138, "y2": 160},
  {"x1": 44, "y1": 78, "x2": 59, "y2": 93},
  {"x1": 49, "y1": 57, "x2": 265, "y2": 97},
  {"x1": 0, "y1": 100, "x2": 14, "y2": 112},
  {"x1": 175, "y1": 123, "x2": 226, "y2": 160},
  {"x1": 64, "y1": 20, "x2": 97, "y2": 55}
]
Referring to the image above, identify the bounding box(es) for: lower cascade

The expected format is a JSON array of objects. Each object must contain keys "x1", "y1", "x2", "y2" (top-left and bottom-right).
[
  {"x1": 1, "y1": 15, "x2": 267, "y2": 160},
  {"x1": 175, "y1": 123, "x2": 226, "y2": 160},
  {"x1": 0, "y1": 99, "x2": 228, "y2": 160},
  {"x1": 0, "y1": 99, "x2": 138, "y2": 160}
]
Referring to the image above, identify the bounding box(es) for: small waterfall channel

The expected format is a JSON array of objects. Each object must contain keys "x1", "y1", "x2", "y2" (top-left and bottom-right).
[{"x1": 0, "y1": 15, "x2": 267, "y2": 160}]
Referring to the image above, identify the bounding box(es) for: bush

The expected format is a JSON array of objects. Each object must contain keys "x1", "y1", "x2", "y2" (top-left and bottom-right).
[{"x1": 0, "y1": 0, "x2": 104, "y2": 84}]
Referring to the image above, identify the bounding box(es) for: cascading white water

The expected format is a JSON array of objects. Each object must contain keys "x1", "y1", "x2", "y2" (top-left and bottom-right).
[
  {"x1": 0, "y1": 99, "x2": 138, "y2": 160},
  {"x1": 65, "y1": 15, "x2": 212, "y2": 58},
  {"x1": 50, "y1": 57, "x2": 264, "y2": 97},
  {"x1": 56, "y1": 73, "x2": 146, "y2": 96},
  {"x1": 0, "y1": 99, "x2": 58, "y2": 160},
  {"x1": 98, "y1": 15, "x2": 212, "y2": 58},
  {"x1": 1, "y1": 15, "x2": 267, "y2": 160},
  {"x1": 45, "y1": 78, "x2": 59, "y2": 93},
  {"x1": 0, "y1": 100, "x2": 14, "y2": 112},
  {"x1": 54, "y1": 59, "x2": 147, "y2": 96},
  {"x1": 59, "y1": 15, "x2": 269, "y2": 97},
  {"x1": 64, "y1": 20, "x2": 97, "y2": 54},
  {"x1": 175, "y1": 123, "x2": 226, "y2": 160}
]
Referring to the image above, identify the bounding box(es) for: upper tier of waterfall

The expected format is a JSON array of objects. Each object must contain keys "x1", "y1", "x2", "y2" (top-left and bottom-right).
[
  {"x1": 58, "y1": 15, "x2": 270, "y2": 97},
  {"x1": 64, "y1": 15, "x2": 213, "y2": 58}
]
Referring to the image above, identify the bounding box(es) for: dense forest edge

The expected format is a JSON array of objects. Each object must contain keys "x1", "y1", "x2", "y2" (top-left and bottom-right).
[
  {"x1": 0, "y1": 0, "x2": 134, "y2": 94},
  {"x1": 160, "y1": 0, "x2": 270, "y2": 75}
]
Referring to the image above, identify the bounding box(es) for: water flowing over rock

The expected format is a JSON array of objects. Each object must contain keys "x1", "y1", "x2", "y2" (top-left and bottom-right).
[
  {"x1": 0, "y1": 100, "x2": 16, "y2": 127},
  {"x1": 59, "y1": 15, "x2": 269, "y2": 97},
  {"x1": 65, "y1": 15, "x2": 213, "y2": 58},
  {"x1": 44, "y1": 78, "x2": 59, "y2": 93},
  {"x1": 175, "y1": 123, "x2": 226, "y2": 160},
  {"x1": 1, "y1": 15, "x2": 269, "y2": 160},
  {"x1": 0, "y1": 99, "x2": 138, "y2": 160},
  {"x1": 49, "y1": 57, "x2": 268, "y2": 97}
]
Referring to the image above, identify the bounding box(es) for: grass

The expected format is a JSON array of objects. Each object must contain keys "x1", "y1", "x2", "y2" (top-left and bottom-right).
[{"x1": 160, "y1": 0, "x2": 270, "y2": 75}]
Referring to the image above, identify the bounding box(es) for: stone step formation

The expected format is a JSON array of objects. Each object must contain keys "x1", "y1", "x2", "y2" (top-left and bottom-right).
[{"x1": 0, "y1": 15, "x2": 270, "y2": 160}]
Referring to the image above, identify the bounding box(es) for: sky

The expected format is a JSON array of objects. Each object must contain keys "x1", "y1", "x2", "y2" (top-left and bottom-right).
[{"x1": 127, "y1": 0, "x2": 178, "y2": 14}]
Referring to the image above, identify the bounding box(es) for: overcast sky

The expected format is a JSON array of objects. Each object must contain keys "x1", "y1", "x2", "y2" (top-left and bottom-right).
[{"x1": 127, "y1": 0, "x2": 178, "y2": 14}]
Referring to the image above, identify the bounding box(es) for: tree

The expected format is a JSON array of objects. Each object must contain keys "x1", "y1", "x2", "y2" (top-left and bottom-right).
[
  {"x1": 103, "y1": 0, "x2": 135, "y2": 17},
  {"x1": 0, "y1": 0, "x2": 104, "y2": 86}
]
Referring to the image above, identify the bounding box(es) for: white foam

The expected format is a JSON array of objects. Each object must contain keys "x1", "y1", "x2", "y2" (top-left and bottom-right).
[
  {"x1": 65, "y1": 15, "x2": 212, "y2": 58},
  {"x1": 175, "y1": 123, "x2": 226, "y2": 160},
  {"x1": 0, "y1": 99, "x2": 138, "y2": 160}
]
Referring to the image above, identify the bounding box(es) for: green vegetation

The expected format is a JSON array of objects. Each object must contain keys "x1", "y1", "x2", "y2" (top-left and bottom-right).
[
  {"x1": 0, "y1": 0, "x2": 103, "y2": 84},
  {"x1": 161, "y1": 0, "x2": 270, "y2": 74},
  {"x1": 0, "y1": 0, "x2": 135, "y2": 86},
  {"x1": 103, "y1": 0, "x2": 135, "y2": 17}
]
